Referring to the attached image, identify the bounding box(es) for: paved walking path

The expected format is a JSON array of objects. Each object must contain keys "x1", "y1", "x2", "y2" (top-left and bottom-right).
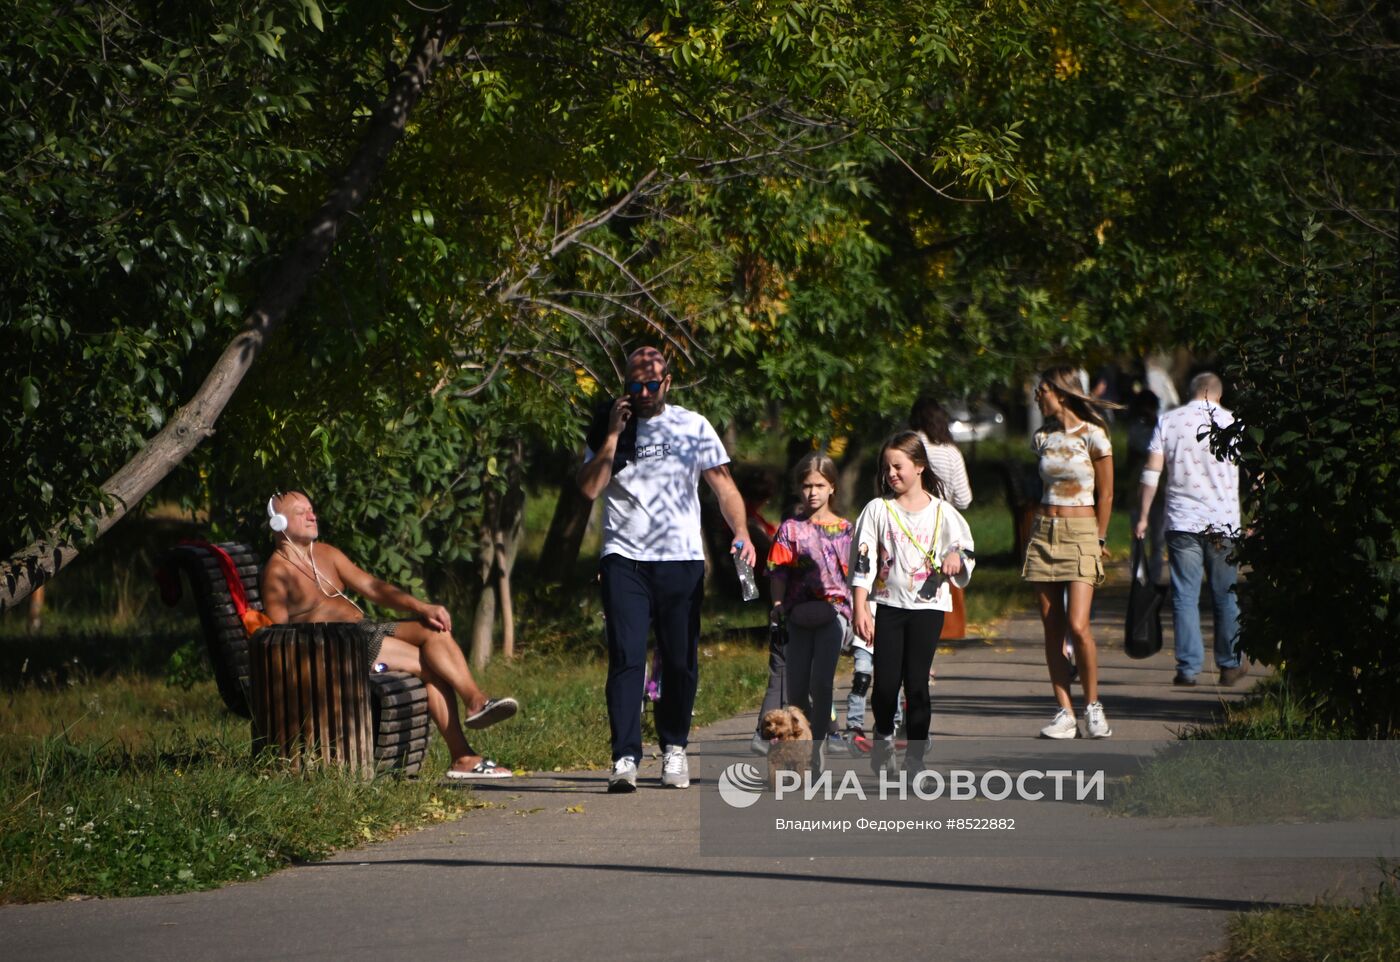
[{"x1": 2, "y1": 574, "x2": 1371, "y2": 961}]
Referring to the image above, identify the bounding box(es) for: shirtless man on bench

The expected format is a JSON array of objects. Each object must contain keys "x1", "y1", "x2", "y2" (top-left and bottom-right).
[{"x1": 260, "y1": 491, "x2": 518, "y2": 779}]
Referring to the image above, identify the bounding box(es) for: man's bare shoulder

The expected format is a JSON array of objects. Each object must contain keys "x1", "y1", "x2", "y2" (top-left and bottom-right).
[
  {"x1": 262, "y1": 550, "x2": 287, "y2": 574},
  {"x1": 310, "y1": 542, "x2": 358, "y2": 571}
]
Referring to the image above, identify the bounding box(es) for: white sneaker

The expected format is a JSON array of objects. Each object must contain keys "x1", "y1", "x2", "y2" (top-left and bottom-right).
[
  {"x1": 750, "y1": 732, "x2": 770, "y2": 756},
  {"x1": 608, "y1": 756, "x2": 638, "y2": 793},
  {"x1": 1039, "y1": 707, "x2": 1079, "y2": 739},
  {"x1": 1084, "y1": 702, "x2": 1112, "y2": 739},
  {"x1": 661, "y1": 746, "x2": 690, "y2": 789}
]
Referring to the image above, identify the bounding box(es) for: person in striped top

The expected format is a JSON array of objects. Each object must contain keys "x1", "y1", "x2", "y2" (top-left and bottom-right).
[{"x1": 910, "y1": 395, "x2": 973, "y2": 510}]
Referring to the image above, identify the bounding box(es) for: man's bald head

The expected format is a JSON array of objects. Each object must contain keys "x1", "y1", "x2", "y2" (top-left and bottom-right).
[
  {"x1": 1189, "y1": 372, "x2": 1224, "y2": 402},
  {"x1": 271, "y1": 490, "x2": 318, "y2": 543},
  {"x1": 627, "y1": 346, "x2": 668, "y2": 377}
]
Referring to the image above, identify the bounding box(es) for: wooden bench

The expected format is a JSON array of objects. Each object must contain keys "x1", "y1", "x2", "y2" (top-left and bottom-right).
[{"x1": 161, "y1": 542, "x2": 431, "y2": 776}]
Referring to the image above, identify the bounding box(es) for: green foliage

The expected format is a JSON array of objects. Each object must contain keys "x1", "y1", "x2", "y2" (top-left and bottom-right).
[
  {"x1": 1215, "y1": 259, "x2": 1400, "y2": 736},
  {"x1": 1, "y1": 0, "x2": 345, "y2": 547}
]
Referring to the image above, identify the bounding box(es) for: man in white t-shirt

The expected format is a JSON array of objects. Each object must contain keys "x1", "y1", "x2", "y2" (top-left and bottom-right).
[
  {"x1": 1134, "y1": 372, "x2": 1246, "y2": 687},
  {"x1": 578, "y1": 346, "x2": 755, "y2": 793}
]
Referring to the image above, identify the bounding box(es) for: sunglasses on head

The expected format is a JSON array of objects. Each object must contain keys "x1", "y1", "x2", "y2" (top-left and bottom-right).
[{"x1": 625, "y1": 379, "x2": 664, "y2": 395}]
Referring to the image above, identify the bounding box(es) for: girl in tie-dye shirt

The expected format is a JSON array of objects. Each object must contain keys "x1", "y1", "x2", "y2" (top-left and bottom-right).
[{"x1": 766, "y1": 453, "x2": 852, "y2": 746}]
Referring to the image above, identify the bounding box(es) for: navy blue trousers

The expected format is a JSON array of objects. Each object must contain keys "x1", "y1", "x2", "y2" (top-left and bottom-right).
[{"x1": 600, "y1": 555, "x2": 705, "y2": 763}]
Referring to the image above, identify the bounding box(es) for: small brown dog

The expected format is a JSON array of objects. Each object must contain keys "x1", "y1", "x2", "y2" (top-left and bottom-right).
[{"x1": 760, "y1": 706, "x2": 812, "y2": 789}]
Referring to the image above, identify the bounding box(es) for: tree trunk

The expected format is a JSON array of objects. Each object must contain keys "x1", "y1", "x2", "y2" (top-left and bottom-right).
[
  {"x1": 496, "y1": 451, "x2": 526, "y2": 660},
  {"x1": 469, "y1": 570, "x2": 497, "y2": 671},
  {"x1": 540, "y1": 473, "x2": 594, "y2": 587},
  {"x1": 835, "y1": 436, "x2": 869, "y2": 517},
  {"x1": 470, "y1": 444, "x2": 527, "y2": 668},
  {"x1": 26, "y1": 586, "x2": 45, "y2": 634},
  {"x1": 469, "y1": 488, "x2": 500, "y2": 671},
  {"x1": 0, "y1": 14, "x2": 459, "y2": 612}
]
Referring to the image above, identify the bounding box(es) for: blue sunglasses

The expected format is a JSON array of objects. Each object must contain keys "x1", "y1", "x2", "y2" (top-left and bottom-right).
[{"x1": 625, "y1": 379, "x2": 664, "y2": 395}]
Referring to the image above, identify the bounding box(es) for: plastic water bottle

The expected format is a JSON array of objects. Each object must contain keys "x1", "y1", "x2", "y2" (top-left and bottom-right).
[{"x1": 733, "y1": 541, "x2": 760, "y2": 602}]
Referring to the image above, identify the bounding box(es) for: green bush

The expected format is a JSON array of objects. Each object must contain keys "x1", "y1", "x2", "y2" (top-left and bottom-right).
[{"x1": 1217, "y1": 258, "x2": 1400, "y2": 736}]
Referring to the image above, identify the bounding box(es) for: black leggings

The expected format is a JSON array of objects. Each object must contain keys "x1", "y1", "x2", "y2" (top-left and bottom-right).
[{"x1": 871, "y1": 606, "x2": 945, "y2": 741}]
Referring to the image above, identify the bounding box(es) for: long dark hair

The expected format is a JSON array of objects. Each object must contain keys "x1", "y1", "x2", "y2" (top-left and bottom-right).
[
  {"x1": 909, "y1": 395, "x2": 954, "y2": 446},
  {"x1": 1038, "y1": 365, "x2": 1119, "y2": 431},
  {"x1": 878, "y1": 431, "x2": 946, "y2": 500}
]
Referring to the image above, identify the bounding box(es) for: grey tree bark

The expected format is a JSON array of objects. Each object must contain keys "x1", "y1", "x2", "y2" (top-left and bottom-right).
[{"x1": 469, "y1": 443, "x2": 526, "y2": 669}]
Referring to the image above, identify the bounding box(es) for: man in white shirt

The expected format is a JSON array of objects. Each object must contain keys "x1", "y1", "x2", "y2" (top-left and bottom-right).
[
  {"x1": 578, "y1": 346, "x2": 755, "y2": 793},
  {"x1": 1134, "y1": 372, "x2": 1246, "y2": 687}
]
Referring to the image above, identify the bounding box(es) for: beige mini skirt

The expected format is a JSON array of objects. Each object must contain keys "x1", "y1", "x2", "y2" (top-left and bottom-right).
[{"x1": 1021, "y1": 516, "x2": 1105, "y2": 586}]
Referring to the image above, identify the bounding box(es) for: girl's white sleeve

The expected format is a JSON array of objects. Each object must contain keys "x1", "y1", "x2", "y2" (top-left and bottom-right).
[
  {"x1": 848, "y1": 499, "x2": 882, "y2": 592},
  {"x1": 942, "y1": 503, "x2": 976, "y2": 588}
]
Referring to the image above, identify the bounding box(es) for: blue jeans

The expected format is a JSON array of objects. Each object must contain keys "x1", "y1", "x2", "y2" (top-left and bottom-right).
[
  {"x1": 845, "y1": 646, "x2": 902, "y2": 733},
  {"x1": 1167, "y1": 530, "x2": 1241, "y2": 677}
]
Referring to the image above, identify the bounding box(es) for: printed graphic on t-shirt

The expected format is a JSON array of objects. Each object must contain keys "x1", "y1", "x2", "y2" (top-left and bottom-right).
[
  {"x1": 1147, "y1": 400, "x2": 1241, "y2": 534},
  {"x1": 874, "y1": 511, "x2": 941, "y2": 600},
  {"x1": 1034, "y1": 421, "x2": 1111, "y2": 507},
  {"x1": 636, "y1": 442, "x2": 673, "y2": 460},
  {"x1": 584, "y1": 404, "x2": 729, "y2": 562}
]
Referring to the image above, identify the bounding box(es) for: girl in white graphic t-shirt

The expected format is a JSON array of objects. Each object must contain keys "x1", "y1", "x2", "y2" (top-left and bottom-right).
[{"x1": 849, "y1": 432, "x2": 975, "y2": 775}]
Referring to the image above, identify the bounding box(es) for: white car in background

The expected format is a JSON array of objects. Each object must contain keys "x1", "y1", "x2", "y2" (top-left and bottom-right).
[{"x1": 946, "y1": 399, "x2": 1007, "y2": 445}]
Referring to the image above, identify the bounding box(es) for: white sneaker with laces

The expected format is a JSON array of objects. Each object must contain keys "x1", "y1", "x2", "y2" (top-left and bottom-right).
[
  {"x1": 1084, "y1": 701, "x2": 1112, "y2": 739},
  {"x1": 608, "y1": 756, "x2": 638, "y2": 793},
  {"x1": 661, "y1": 746, "x2": 690, "y2": 788},
  {"x1": 1039, "y1": 707, "x2": 1079, "y2": 739}
]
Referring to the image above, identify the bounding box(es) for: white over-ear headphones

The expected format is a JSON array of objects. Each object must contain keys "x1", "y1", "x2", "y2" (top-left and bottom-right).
[{"x1": 267, "y1": 494, "x2": 288, "y2": 533}]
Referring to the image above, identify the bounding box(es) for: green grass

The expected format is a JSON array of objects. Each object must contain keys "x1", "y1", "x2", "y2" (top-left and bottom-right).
[
  {"x1": 1108, "y1": 738, "x2": 1400, "y2": 825},
  {"x1": 1216, "y1": 864, "x2": 1400, "y2": 962},
  {"x1": 1110, "y1": 669, "x2": 1400, "y2": 958},
  {"x1": 1108, "y1": 679, "x2": 1399, "y2": 825},
  {"x1": 1173, "y1": 675, "x2": 1349, "y2": 741},
  {"x1": 0, "y1": 676, "x2": 478, "y2": 904},
  {"x1": 0, "y1": 629, "x2": 772, "y2": 904},
  {"x1": 469, "y1": 640, "x2": 772, "y2": 772}
]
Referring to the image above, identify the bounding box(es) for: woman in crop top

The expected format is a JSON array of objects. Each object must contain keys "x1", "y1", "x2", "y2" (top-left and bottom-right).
[{"x1": 1023, "y1": 365, "x2": 1121, "y2": 740}]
